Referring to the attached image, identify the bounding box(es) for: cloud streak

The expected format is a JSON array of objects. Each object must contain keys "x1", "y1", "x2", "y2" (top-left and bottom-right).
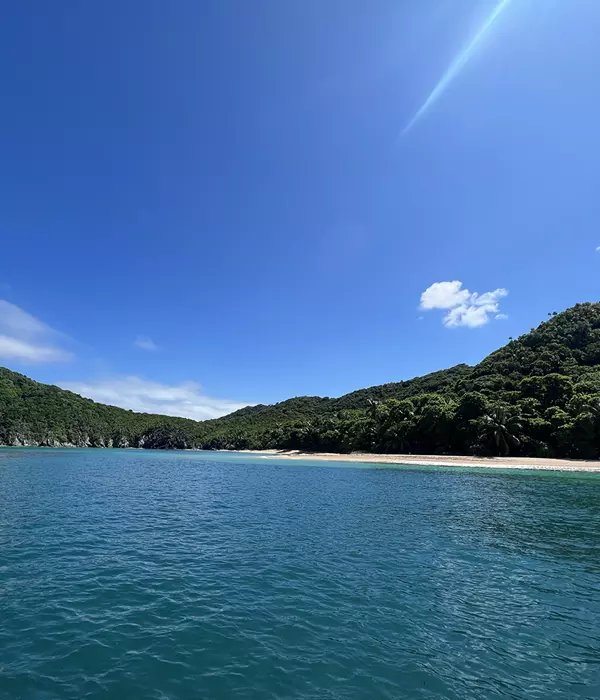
[
  {"x1": 401, "y1": 0, "x2": 512, "y2": 135},
  {"x1": 135, "y1": 335, "x2": 158, "y2": 351},
  {"x1": 0, "y1": 300, "x2": 73, "y2": 363},
  {"x1": 62, "y1": 376, "x2": 251, "y2": 421}
]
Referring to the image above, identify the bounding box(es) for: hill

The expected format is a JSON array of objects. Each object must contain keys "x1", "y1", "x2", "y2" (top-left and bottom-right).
[
  {"x1": 0, "y1": 367, "x2": 206, "y2": 449},
  {"x1": 1, "y1": 302, "x2": 600, "y2": 457}
]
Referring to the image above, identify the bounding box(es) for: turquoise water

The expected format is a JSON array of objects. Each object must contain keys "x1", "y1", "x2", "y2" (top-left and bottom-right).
[{"x1": 1, "y1": 449, "x2": 599, "y2": 699}]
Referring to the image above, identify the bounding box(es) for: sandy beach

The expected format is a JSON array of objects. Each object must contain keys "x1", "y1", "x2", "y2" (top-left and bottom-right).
[{"x1": 234, "y1": 450, "x2": 600, "y2": 472}]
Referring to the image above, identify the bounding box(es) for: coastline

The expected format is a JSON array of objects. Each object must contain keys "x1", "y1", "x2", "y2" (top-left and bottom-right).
[
  {"x1": 2, "y1": 445, "x2": 599, "y2": 472},
  {"x1": 228, "y1": 449, "x2": 600, "y2": 473}
]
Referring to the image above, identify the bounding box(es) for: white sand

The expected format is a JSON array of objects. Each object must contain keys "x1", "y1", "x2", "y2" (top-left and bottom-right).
[{"x1": 231, "y1": 450, "x2": 600, "y2": 472}]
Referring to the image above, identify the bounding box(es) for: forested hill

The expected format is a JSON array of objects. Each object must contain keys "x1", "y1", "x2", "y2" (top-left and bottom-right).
[
  {"x1": 0, "y1": 368, "x2": 207, "y2": 449},
  {"x1": 2, "y1": 302, "x2": 600, "y2": 458}
]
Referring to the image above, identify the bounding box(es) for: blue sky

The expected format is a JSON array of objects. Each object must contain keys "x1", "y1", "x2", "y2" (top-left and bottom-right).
[{"x1": 1, "y1": 0, "x2": 599, "y2": 419}]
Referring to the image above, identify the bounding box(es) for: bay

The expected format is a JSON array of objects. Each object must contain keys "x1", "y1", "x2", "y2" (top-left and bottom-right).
[{"x1": 1, "y1": 448, "x2": 599, "y2": 699}]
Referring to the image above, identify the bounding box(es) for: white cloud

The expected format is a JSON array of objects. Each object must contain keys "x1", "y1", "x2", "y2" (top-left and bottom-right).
[
  {"x1": 134, "y1": 335, "x2": 158, "y2": 351},
  {"x1": 419, "y1": 281, "x2": 470, "y2": 310},
  {"x1": 495, "y1": 313, "x2": 508, "y2": 320},
  {"x1": 0, "y1": 300, "x2": 73, "y2": 363},
  {"x1": 444, "y1": 304, "x2": 495, "y2": 328},
  {"x1": 419, "y1": 281, "x2": 508, "y2": 328},
  {"x1": 596, "y1": 246, "x2": 600, "y2": 252},
  {"x1": 0, "y1": 336, "x2": 72, "y2": 363},
  {"x1": 61, "y1": 376, "x2": 251, "y2": 421}
]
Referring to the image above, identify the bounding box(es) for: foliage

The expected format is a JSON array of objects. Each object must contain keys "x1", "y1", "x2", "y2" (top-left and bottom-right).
[
  {"x1": 2, "y1": 302, "x2": 600, "y2": 458},
  {"x1": 478, "y1": 408, "x2": 522, "y2": 456},
  {"x1": 203, "y1": 303, "x2": 600, "y2": 458},
  {"x1": 0, "y1": 368, "x2": 208, "y2": 448}
]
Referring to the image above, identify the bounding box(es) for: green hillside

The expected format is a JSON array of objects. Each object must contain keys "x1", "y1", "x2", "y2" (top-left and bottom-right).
[
  {"x1": 0, "y1": 367, "x2": 206, "y2": 449},
  {"x1": 2, "y1": 302, "x2": 600, "y2": 457}
]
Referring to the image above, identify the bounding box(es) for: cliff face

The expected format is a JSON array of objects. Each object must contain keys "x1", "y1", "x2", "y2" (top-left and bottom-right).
[
  {"x1": 5, "y1": 431, "x2": 88, "y2": 448},
  {"x1": 7, "y1": 435, "x2": 132, "y2": 448},
  {"x1": 1, "y1": 425, "x2": 186, "y2": 449}
]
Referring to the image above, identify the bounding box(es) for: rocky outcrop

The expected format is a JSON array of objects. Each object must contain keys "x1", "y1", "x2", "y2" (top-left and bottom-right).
[
  {"x1": 0, "y1": 433, "x2": 140, "y2": 448},
  {"x1": 4, "y1": 434, "x2": 109, "y2": 448},
  {"x1": 10, "y1": 436, "x2": 40, "y2": 447}
]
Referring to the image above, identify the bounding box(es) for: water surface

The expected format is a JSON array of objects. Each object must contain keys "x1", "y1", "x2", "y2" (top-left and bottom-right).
[{"x1": 1, "y1": 449, "x2": 599, "y2": 699}]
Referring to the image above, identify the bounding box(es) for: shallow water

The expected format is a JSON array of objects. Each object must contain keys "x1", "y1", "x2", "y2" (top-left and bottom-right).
[{"x1": 1, "y1": 448, "x2": 599, "y2": 699}]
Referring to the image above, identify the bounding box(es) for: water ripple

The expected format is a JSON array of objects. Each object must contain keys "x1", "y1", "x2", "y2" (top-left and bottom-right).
[{"x1": 1, "y1": 449, "x2": 599, "y2": 699}]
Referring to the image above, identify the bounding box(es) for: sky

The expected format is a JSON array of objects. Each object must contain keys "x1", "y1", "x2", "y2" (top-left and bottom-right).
[{"x1": 1, "y1": 0, "x2": 600, "y2": 419}]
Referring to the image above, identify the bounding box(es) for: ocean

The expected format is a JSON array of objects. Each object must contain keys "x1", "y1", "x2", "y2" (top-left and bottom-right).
[{"x1": 1, "y1": 448, "x2": 599, "y2": 699}]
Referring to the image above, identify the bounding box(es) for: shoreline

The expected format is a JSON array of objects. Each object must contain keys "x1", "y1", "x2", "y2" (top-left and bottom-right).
[
  {"x1": 2, "y1": 445, "x2": 599, "y2": 472},
  {"x1": 226, "y1": 449, "x2": 600, "y2": 473}
]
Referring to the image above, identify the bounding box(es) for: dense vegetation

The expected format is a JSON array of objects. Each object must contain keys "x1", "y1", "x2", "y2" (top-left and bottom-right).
[
  {"x1": 0, "y1": 370, "x2": 206, "y2": 449},
  {"x1": 2, "y1": 303, "x2": 600, "y2": 458}
]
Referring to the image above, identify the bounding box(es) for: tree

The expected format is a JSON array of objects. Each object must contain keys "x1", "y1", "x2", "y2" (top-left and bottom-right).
[
  {"x1": 520, "y1": 374, "x2": 573, "y2": 409},
  {"x1": 456, "y1": 392, "x2": 488, "y2": 421},
  {"x1": 480, "y1": 408, "x2": 522, "y2": 456}
]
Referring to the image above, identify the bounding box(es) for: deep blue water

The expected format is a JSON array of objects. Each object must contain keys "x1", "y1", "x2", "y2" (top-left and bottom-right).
[{"x1": 1, "y1": 449, "x2": 599, "y2": 699}]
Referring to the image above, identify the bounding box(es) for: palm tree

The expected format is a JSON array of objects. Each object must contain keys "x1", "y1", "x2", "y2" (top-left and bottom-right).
[
  {"x1": 586, "y1": 398, "x2": 600, "y2": 419},
  {"x1": 365, "y1": 398, "x2": 380, "y2": 420},
  {"x1": 482, "y1": 408, "x2": 522, "y2": 456}
]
